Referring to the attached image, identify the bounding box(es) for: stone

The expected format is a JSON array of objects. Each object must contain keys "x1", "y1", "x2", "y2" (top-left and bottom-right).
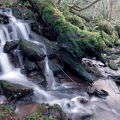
[
  {"x1": 48, "y1": 59, "x2": 63, "y2": 75},
  {"x1": 0, "y1": 80, "x2": 33, "y2": 99},
  {"x1": 4, "y1": 40, "x2": 19, "y2": 52},
  {"x1": 108, "y1": 60, "x2": 118, "y2": 70},
  {"x1": 42, "y1": 37, "x2": 59, "y2": 58},
  {"x1": 19, "y1": 38, "x2": 46, "y2": 61},
  {"x1": 36, "y1": 60, "x2": 45, "y2": 71},
  {"x1": 110, "y1": 54, "x2": 118, "y2": 60},
  {"x1": 24, "y1": 59, "x2": 37, "y2": 72}
]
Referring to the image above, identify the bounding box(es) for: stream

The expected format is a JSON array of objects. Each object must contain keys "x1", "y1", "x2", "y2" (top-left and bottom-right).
[{"x1": 1, "y1": 8, "x2": 120, "y2": 120}]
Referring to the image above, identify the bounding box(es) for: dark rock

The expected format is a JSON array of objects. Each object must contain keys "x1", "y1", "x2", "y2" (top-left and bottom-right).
[
  {"x1": 24, "y1": 59, "x2": 37, "y2": 72},
  {"x1": 4, "y1": 40, "x2": 19, "y2": 53},
  {"x1": 0, "y1": 80, "x2": 33, "y2": 100},
  {"x1": 36, "y1": 60, "x2": 45, "y2": 71},
  {"x1": 42, "y1": 37, "x2": 58, "y2": 58},
  {"x1": 19, "y1": 38, "x2": 46, "y2": 61},
  {"x1": 29, "y1": 32, "x2": 59, "y2": 58},
  {"x1": 32, "y1": 76, "x2": 45, "y2": 86},
  {"x1": 82, "y1": 60, "x2": 102, "y2": 78},
  {"x1": 108, "y1": 60, "x2": 118, "y2": 70},
  {"x1": 48, "y1": 59, "x2": 63, "y2": 75}
]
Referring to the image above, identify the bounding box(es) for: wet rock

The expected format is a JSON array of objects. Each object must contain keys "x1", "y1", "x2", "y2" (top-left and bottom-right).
[
  {"x1": 19, "y1": 38, "x2": 46, "y2": 61},
  {"x1": 108, "y1": 60, "x2": 118, "y2": 70},
  {"x1": 12, "y1": 7, "x2": 34, "y2": 20},
  {"x1": 41, "y1": 37, "x2": 59, "y2": 58},
  {"x1": 16, "y1": 103, "x2": 40, "y2": 118},
  {"x1": 0, "y1": 80, "x2": 33, "y2": 100},
  {"x1": 48, "y1": 59, "x2": 63, "y2": 75},
  {"x1": 0, "y1": 95, "x2": 7, "y2": 105},
  {"x1": 82, "y1": 60, "x2": 102, "y2": 78},
  {"x1": 110, "y1": 54, "x2": 118, "y2": 60},
  {"x1": 24, "y1": 59, "x2": 37, "y2": 72},
  {"x1": 32, "y1": 76, "x2": 45, "y2": 86},
  {"x1": 36, "y1": 60, "x2": 45, "y2": 71},
  {"x1": 4, "y1": 40, "x2": 19, "y2": 53},
  {"x1": 29, "y1": 32, "x2": 58, "y2": 59}
]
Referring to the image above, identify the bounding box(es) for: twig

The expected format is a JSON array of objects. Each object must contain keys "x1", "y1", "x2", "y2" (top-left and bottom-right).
[{"x1": 56, "y1": 64, "x2": 79, "y2": 85}]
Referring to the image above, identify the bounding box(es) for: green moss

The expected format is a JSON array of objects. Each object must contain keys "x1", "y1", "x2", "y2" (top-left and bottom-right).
[
  {"x1": 103, "y1": 47, "x2": 111, "y2": 54},
  {"x1": 27, "y1": 104, "x2": 65, "y2": 120},
  {"x1": 66, "y1": 15, "x2": 85, "y2": 30},
  {"x1": 108, "y1": 60, "x2": 118, "y2": 70},
  {"x1": 99, "y1": 21, "x2": 114, "y2": 35},
  {"x1": 100, "y1": 31, "x2": 118, "y2": 47},
  {"x1": 110, "y1": 54, "x2": 118, "y2": 60},
  {"x1": 0, "y1": 105, "x2": 16, "y2": 119},
  {"x1": 115, "y1": 25, "x2": 120, "y2": 37}
]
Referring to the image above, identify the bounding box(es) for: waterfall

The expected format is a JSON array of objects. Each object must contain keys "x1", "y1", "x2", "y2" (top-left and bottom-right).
[{"x1": 2, "y1": 8, "x2": 120, "y2": 118}]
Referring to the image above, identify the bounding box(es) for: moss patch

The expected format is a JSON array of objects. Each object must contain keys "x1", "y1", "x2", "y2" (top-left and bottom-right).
[
  {"x1": 108, "y1": 60, "x2": 118, "y2": 70},
  {"x1": 110, "y1": 54, "x2": 118, "y2": 60}
]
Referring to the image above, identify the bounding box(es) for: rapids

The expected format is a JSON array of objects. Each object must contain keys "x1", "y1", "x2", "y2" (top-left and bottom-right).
[{"x1": 1, "y1": 8, "x2": 120, "y2": 119}]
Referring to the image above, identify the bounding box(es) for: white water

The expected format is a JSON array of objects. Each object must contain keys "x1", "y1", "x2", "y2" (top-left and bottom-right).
[{"x1": 1, "y1": 8, "x2": 120, "y2": 119}]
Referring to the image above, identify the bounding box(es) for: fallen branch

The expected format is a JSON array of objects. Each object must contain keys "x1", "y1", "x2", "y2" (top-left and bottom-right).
[{"x1": 56, "y1": 64, "x2": 79, "y2": 85}]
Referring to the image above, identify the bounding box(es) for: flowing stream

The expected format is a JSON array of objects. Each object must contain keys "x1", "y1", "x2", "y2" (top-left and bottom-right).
[{"x1": 1, "y1": 8, "x2": 120, "y2": 119}]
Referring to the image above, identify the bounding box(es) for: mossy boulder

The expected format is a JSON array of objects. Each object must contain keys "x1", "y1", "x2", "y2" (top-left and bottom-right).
[
  {"x1": 108, "y1": 60, "x2": 118, "y2": 70},
  {"x1": 100, "y1": 31, "x2": 118, "y2": 47},
  {"x1": 12, "y1": 7, "x2": 34, "y2": 20},
  {"x1": 4, "y1": 40, "x2": 19, "y2": 53},
  {"x1": 115, "y1": 25, "x2": 120, "y2": 38},
  {"x1": 99, "y1": 20, "x2": 114, "y2": 35},
  {"x1": 0, "y1": 80, "x2": 33, "y2": 100},
  {"x1": 40, "y1": 36, "x2": 59, "y2": 58},
  {"x1": 19, "y1": 38, "x2": 46, "y2": 61},
  {"x1": 110, "y1": 54, "x2": 118, "y2": 60}
]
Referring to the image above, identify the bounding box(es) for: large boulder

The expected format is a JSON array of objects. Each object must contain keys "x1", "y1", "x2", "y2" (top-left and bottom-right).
[
  {"x1": 41, "y1": 36, "x2": 58, "y2": 58},
  {"x1": 30, "y1": 32, "x2": 59, "y2": 58},
  {"x1": 19, "y1": 38, "x2": 46, "y2": 61},
  {"x1": 0, "y1": 80, "x2": 33, "y2": 100},
  {"x1": 4, "y1": 40, "x2": 19, "y2": 53}
]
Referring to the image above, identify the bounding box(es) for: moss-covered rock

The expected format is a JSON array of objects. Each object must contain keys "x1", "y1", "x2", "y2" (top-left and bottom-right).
[
  {"x1": 4, "y1": 40, "x2": 19, "y2": 53},
  {"x1": 99, "y1": 20, "x2": 114, "y2": 35},
  {"x1": 110, "y1": 54, "x2": 118, "y2": 60},
  {"x1": 103, "y1": 47, "x2": 111, "y2": 54},
  {"x1": 40, "y1": 36, "x2": 59, "y2": 58},
  {"x1": 100, "y1": 31, "x2": 118, "y2": 47},
  {"x1": 19, "y1": 38, "x2": 46, "y2": 61},
  {"x1": 108, "y1": 60, "x2": 118, "y2": 70},
  {"x1": 0, "y1": 80, "x2": 33, "y2": 100},
  {"x1": 115, "y1": 25, "x2": 120, "y2": 38},
  {"x1": 27, "y1": 103, "x2": 65, "y2": 120}
]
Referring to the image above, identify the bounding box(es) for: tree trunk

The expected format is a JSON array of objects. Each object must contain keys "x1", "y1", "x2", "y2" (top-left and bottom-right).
[{"x1": 21, "y1": 0, "x2": 106, "y2": 83}]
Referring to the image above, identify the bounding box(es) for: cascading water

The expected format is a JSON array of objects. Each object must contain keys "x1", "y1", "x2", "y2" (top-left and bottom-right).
[{"x1": 1, "y1": 8, "x2": 120, "y2": 119}]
